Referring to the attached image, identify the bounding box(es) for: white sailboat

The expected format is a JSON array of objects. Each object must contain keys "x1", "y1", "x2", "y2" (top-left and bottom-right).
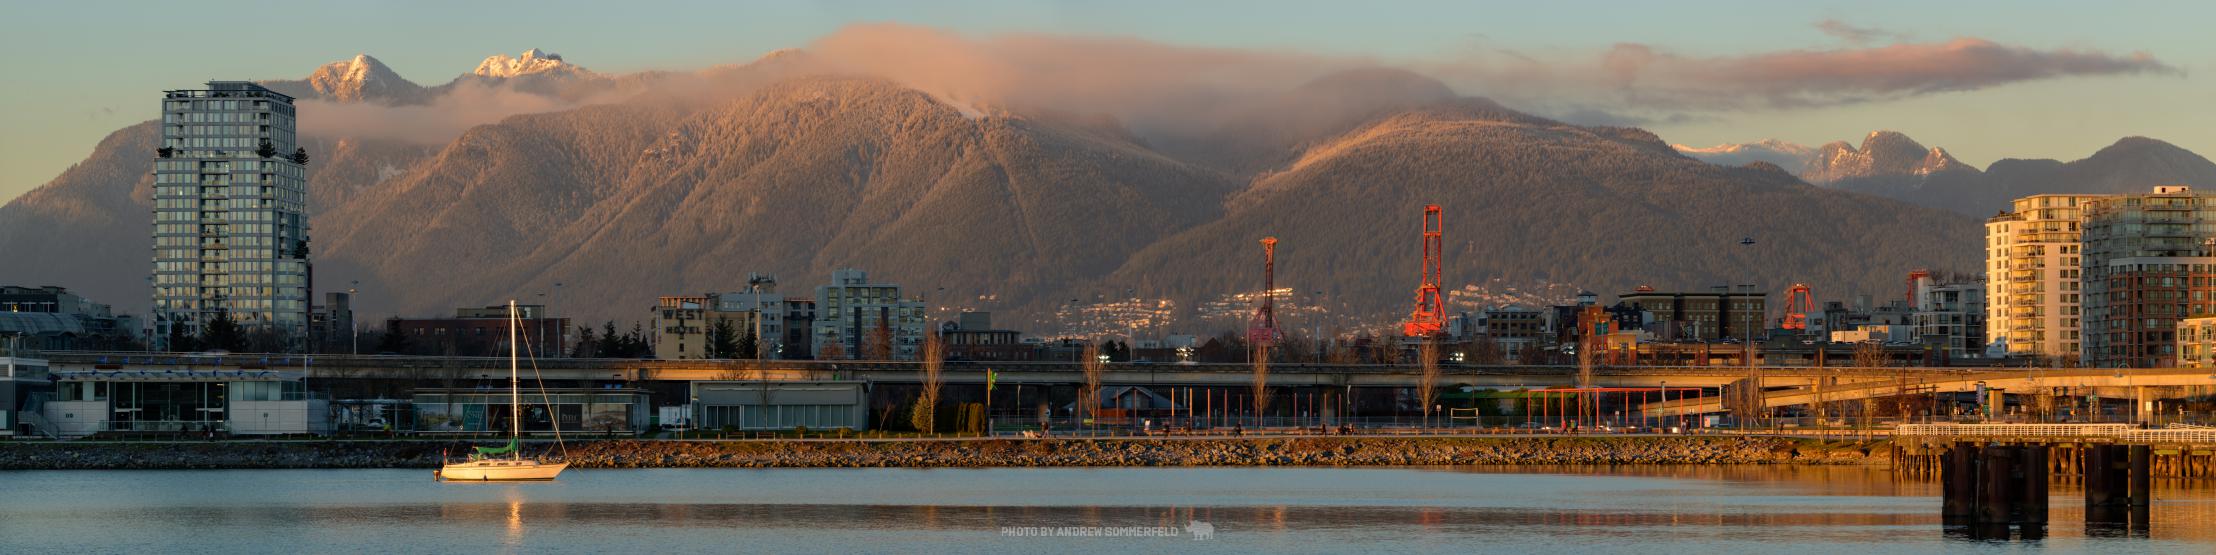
[{"x1": 438, "y1": 300, "x2": 568, "y2": 482}]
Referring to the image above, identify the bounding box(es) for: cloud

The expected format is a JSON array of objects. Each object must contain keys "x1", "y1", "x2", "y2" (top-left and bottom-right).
[
  {"x1": 1609, "y1": 38, "x2": 2178, "y2": 109},
  {"x1": 1432, "y1": 36, "x2": 2177, "y2": 114},
  {"x1": 1814, "y1": 19, "x2": 1905, "y2": 44},
  {"x1": 801, "y1": 23, "x2": 1370, "y2": 136},
  {"x1": 296, "y1": 80, "x2": 601, "y2": 145}
]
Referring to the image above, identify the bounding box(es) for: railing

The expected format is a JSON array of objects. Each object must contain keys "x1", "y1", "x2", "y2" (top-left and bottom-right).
[
  {"x1": 1897, "y1": 423, "x2": 2132, "y2": 437},
  {"x1": 1895, "y1": 423, "x2": 2216, "y2": 444},
  {"x1": 2122, "y1": 429, "x2": 2216, "y2": 444}
]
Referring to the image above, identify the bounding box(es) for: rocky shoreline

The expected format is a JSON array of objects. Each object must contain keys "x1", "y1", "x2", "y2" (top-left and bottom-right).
[{"x1": 0, "y1": 437, "x2": 1887, "y2": 470}]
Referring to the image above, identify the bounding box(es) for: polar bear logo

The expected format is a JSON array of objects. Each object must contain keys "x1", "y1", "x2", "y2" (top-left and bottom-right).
[{"x1": 1186, "y1": 520, "x2": 1215, "y2": 540}]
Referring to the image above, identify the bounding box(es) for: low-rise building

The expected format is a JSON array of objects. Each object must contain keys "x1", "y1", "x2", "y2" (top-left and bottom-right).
[
  {"x1": 412, "y1": 387, "x2": 651, "y2": 435},
  {"x1": 941, "y1": 312, "x2": 1032, "y2": 361},
  {"x1": 2, "y1": 346, "x2": 53, "y2": 437},
  {"x1": 0, "y1": 285, "x2": 141, "y2": 351},
  {"x1": 1911, "y1": 275, "x2": 1987, "y2": 361},
  {"x1": 43, "y1": 368, "x2": 329, "y2": 438},
  {"x1": 1831, "y1": 325, "x2": 1916, "y2": 344},
  {"x1": 1480, "y1": 306, "x2": 1546, "y2": 359},
  {"x1": 386, "y1": 304, "x2": 569, "y2": 357},
  {"x1": 2179, "y1": 316, "x2": 2216, "y2": 368},
  {"x1": 308, "y1": 291, "x2": 353, "y2": 352},
  {"x1": 652, "y1": 287, "x2": 811, "y2": 360},
  {"x1": 691, "y1": 381, "x2": 867, "y2": 431},
  {"x1": 1617, "y1": 288, "x2": 1767, "y2": 342}
]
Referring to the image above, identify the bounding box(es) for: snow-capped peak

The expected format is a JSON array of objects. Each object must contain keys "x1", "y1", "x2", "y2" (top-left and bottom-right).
[
  {"x1": 303, "y1": 53, "x2": 420, "y2": 102},
  {"x1": 1671, "y1": 139, "x2": 1817, "y2": 170},
  {"x1": 473, "y1": 48, "x2": 590, "y2": 78}
]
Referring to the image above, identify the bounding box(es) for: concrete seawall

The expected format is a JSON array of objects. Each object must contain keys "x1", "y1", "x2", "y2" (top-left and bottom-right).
[{"x1": 0, "y1": 437, "x2": 1887, "y2": 470}]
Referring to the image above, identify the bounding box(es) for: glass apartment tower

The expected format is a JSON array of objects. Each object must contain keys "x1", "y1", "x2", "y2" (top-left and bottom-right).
[{"x1": 151, "y1": 81, "x2": 309, "y2": 347}]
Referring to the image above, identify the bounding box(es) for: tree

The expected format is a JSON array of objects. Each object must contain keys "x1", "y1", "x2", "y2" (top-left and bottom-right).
[
  {"x1": 165, "y1": 324, "x2": 200, "y2": 352},
  {"x1": 707, "y1": 317, "x2": 739, "y2": 359},
  {"x1": 912, "y1": 333, "x2": 945, "y2": 433},
  {"x1": 200, "y1": 312, "x2": 246, "y2": 352},
  {"x1": 735, "y1": 325, "x2": 758, "y2": 360},
  {"x1": 571, "y1": 325, "x2": 597, "y2": 358},
  {"x1": 1470, "y1": 335, "x2": 1506, "y2": 365},
  {"x1": 1080, "y1": 342, "x2": 1104, "y2": 426},
  {"x1": 290, "y1": 147, "x2": 310, "y2": 165},
  {"x1": 594, "y1": 321, "x2": 619, "y2": 357},
  {"x1": 818, "y1": 341, "x2": 846, "y2": 360},
  {"x1": 863, "y1": 324, "x2": 893, "y2": 360},
  {"x1": 625, "y1": 322, "x2": 648, "y2": 358},
  {"x1": 256, "y1": 139, "x2": 277, "y2": 159},
  {"x1": 1419, "y1": 339, "x2": 1441, "y2": 428},
  {"x1": 375, "y1": 321, "x2": 409, "y2": 354}
]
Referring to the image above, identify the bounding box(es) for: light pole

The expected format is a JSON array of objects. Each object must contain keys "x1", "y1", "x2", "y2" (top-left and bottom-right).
[
  {"x1": 1736, "y1": 236, "x2": 1759, "y2": 430},
  {"x1": 348, "y1": 280, "x2": 359, "y2": 356}
]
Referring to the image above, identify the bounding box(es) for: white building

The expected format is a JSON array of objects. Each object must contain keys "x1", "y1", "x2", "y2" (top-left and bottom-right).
[
  {"x1": 151, "y1": 81, "x2": 311, "y2": 346},
  {"x1": 1985, "y1": 194, "x2": 2092, "y2": 361}
]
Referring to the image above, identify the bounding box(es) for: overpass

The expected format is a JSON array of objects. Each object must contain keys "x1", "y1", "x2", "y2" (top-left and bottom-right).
[
  {"x1": 1645, "y1": 367, "x2": 2216, "y2": 417},
  {"x1": 35, "y1": 351, "x2": 1985, "y2": 390}
]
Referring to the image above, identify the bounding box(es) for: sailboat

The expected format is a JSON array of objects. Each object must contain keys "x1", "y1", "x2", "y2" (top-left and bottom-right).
[{"x1": 437, "y1": 300, "x2": 568, "y2": 482}]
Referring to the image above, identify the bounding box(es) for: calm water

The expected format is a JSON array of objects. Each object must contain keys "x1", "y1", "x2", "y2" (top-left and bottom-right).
[{"x1": 2, "y1": 465, "x2": 2214, "y2": 553}]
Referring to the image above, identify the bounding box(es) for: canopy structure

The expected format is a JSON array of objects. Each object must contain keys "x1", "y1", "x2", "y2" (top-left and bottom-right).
[{"x1": 472, "y1": 438, "x2": 518, "y2": 457}]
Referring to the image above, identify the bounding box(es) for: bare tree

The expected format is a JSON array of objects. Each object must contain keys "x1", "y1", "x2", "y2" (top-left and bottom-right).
[
  {"x1": 1471, "y1": 335, "x2": 1506, "y2": 365},
  {"x1": 1419, "y1": 339, "x2": 1441, "y2": 429},
  {"x1": 911, "y1": 333, "x2": 945, "y2": 433},
  {"x1": 864, "y1": 325, "x2": 893, "y2": 360},
  {"x1": 1081, "y1": 342, "x2": 1104, "y2": 428}
]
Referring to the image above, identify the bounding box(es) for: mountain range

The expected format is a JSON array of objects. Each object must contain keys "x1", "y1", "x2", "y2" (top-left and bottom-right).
[
  {"x1": 1676, "y1": 132, "x2": 2216, "y2": 216},
  {"x1": 1, "y1": 49, "x2": 1986, "y2": 332}
]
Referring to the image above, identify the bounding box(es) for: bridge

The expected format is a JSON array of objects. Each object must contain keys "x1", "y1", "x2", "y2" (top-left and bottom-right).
[
  {"x1": 1644, "y1": 367, "x2": 2216, "y2": 417},
  {"x1": 39, "y1": 351, "x2": 1966, "y2": 387},
  {"x1": 32, "y1": 352, "x2": 2216, "y2": 416}
]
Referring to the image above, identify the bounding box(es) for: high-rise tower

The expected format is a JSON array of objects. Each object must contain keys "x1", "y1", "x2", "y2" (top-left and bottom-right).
[{"x1": 152, "y1": 81, "x2": 310, "y2": 348}]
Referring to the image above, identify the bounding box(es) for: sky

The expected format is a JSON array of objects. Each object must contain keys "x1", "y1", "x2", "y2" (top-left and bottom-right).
[{"x1": 2, "y1": 0, "x2": 2211, "y2": 204}]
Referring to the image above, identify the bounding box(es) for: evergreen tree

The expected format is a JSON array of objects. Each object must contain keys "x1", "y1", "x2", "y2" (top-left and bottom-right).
[
  {"x1": 166, "y1": 324, "x2": 200, "y2": 352},
  {"x1": 597, "y1": 321, "x2": 621, "y2": 357},
  {"x1": 200, "y1": 313, "x2": 246, "y2": 352},
  {"x1": 375, "y1": 328, "x2": 408, "y2": 354},
  {"x1": 736, "y1": 327, "x2": 758, "y2": 359},
  {"x1": 708, "y1": 317, "x2": 739, "y2": 359},
  {"x1": 572, "y1": 325, "x2": 597, "y2": 358},
  {"x1": 626, "y1": 322, "x2": 648, "y2": 358}
]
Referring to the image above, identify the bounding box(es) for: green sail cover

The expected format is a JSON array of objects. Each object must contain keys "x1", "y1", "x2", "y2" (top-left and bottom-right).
[{"x1": 472, "y1": 438, "x2": 518, "y2": 457}]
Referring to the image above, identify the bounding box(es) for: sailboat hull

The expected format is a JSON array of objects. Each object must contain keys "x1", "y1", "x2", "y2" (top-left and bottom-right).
[{"x1": 437, "y1": 460, "x2": 569, "y2": 482}]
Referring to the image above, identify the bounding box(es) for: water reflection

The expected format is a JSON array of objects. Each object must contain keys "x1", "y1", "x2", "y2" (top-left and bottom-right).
[{"x1": 2, "y1": 466, "x2": 2214, "y2": 553}]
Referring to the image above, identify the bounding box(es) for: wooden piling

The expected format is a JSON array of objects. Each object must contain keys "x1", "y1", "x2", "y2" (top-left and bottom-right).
[
  {"x1": 1943, "y1": 442, "x2": 1978, "y2": 517},
  {"x1": 2021, "y1": 445, "x2": 2049, "y2": 524},
  {"x1": 1978, "y1": 446, "x2": 2017, "y2": 524},
  {"x1": 2085, "y1": 445, "x2": 2117, "y2": 508},
  {"x1": 2129, "y1": 445, "x2": 2152, "y2": 508}
]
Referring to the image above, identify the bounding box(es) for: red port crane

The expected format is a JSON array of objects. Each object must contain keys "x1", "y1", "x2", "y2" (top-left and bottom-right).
[
  {"x1": 1403, "y1": 205, "x2": 1446, "y2": 337},
  {"x1": 1780, "y1": 283, "x2": 1816, "y2": 331},
  {"x1": 1247, "y1": 237, "x2": 1281, "y2": 345},
  {"x1": 1906, "y1": 269, "x2": 1932, "y2": 307}
]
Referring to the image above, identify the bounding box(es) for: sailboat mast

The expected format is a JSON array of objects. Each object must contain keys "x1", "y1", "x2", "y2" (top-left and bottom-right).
[{"x1": 509, "y1": 299, "x2": 520, "y2": 458}]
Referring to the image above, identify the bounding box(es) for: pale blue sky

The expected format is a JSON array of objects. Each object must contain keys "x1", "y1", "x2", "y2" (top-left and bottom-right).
[{"x1": 3, "y1": 0, "x2": 2211, "y2": 203}]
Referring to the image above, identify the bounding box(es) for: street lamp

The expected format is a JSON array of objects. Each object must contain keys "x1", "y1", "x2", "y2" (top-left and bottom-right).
[{"x1": 348, "y1": 280, "x2": 359, "y2": 356}]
